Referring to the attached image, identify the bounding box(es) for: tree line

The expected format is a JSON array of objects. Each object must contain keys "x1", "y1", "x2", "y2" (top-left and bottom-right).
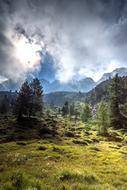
[
  {"x1": 61, "y1": 74, "x2": 127, "y2": 134},
  {"x1": 0, "y1": 74, "x2": 127, "y2": 132},
  {"x1": 0, "y1": 78, "x2": 43, "y2": 120}
]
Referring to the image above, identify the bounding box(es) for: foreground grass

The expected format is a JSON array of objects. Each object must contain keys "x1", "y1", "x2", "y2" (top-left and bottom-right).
[{"x1": 0, "y1": 117, "x2": 127, "y2": 189}]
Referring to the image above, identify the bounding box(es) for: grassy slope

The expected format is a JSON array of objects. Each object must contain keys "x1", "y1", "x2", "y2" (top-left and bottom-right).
[{"x1": 0, "y1": 117, "x2": 127, "y2": 190}]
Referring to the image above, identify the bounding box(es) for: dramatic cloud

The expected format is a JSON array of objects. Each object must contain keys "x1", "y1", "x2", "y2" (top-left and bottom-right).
[{"x1": 0, "y1": 0, "x2": 127, "y2": 83}]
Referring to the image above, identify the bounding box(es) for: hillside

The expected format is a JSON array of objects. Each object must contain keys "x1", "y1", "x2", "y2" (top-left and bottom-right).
[
  {"x1": 0, "y1": 78, "x2": 119, "y2": 107},
  {"x1": 44, "y1": 79, "x2": 112, "y2": 106},
  {"x1": 0, "y1": 75, "x2": 127, "y2": 189},
  {"x1": 1, "y1": 115, "x2": 127, "y2": 190},
  {"x1": 1, "y1": 76, "x2": 126, "y2": 108},
  {"x1": 44, "y1": 76, "x2": 127, "y2": 106},
  {"x1": 98, "y1": 67, "x2": 127, "y2": 83}
]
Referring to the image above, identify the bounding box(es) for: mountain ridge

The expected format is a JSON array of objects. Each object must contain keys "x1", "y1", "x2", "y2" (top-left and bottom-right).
[{"x1": 0, "y1": 67, "x2": 127, "y2": 93}]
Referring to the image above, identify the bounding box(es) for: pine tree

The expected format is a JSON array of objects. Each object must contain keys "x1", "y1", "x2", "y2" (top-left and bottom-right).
[
  {"x1": 14, "y1": 78, "x2": 43, "y2": 120},
  {"x1": 96, "y1": 101, "x2": 109, "y2": 135},
  {"x1": 29, "y1": 78, "x2": 43, "y2": 117},
  {"x1": 0, "y1": 95, "x2": 9, "y2": 114},
  {"x1": 80, "y1": 103, "x2": 92, "y2": 123},
  {"x1": 69, "y1": 103, "x2": 75, "y2": 116},
  {"x1": 62, "y1": 101, "x2": 69, "y2": 117},
  {"x1": 14, "y1": 81, "x2": 32, "y2": 120},
  {"x1": 74, "y1": 108, "x2": 79, "y2": 123},
  {"x1": 109, "y1": 74, "x2": 123, "y2": 129}
]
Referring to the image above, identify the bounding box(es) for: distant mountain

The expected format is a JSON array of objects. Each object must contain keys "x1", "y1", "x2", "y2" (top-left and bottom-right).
[
  {"x1": 44, "y1": 74, "x2": 127, "y2": 106},
  {"x1": 98, "y1": 67, "x2": 127, "y2": 83},
  {"x1": 44, "y1": 79, "x2": 111, "y2": 106},
  {"x1": 44, "y1": 77, "x2": 123, "y2": 106},
  {"x1": 41, "y1": 77, "x2": 96, "y2": 93},
  {"x1": 42, "y1": 67, "x2": 127, "y2": 93},
  {"x1": 1, "y1": 76, "x2": 127, "y2": 107},
  {"x1": 1, "y1": 67, "x2": 127, "y2": 93},
  {"x1": 0, "y1": 77, "x2": 96, "y2": 93}
]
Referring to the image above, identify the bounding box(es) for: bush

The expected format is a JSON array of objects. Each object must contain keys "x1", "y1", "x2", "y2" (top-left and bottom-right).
[
  {"x1": 57, "y1": 170, "x2": 99, "y2": 184},
  {"x1": 38, "y1": 145, "x2": 47, "y2": 151},
  {"x1": 11, "y1": 172, "x2": 26, "y2": 189},
  {"x1": 64, "y1": 131, "x2": 75, "y2": 137},
  {"x1": 1, "y1": 172, "x2": 46, "y2": 190},
  {"x1": 72, "y1": 140, "x2": 88, "y2": 145}
]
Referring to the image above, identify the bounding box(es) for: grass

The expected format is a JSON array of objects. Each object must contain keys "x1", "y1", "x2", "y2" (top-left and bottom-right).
[{"x1": 0, "y1": 116, "x2": 127, "y2": 189}]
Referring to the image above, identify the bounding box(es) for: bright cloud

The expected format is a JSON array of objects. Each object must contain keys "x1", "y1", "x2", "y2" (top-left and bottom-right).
[{"x1": 0, "y1": 0, "x2": 127, "y2": 84}]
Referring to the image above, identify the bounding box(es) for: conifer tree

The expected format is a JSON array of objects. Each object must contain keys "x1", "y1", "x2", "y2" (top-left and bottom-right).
[
  {"x1": 0, "y1": 95, "x2": 9, "y2": 114},
  {"x1": 15, "y1": 81, "x2": 32, "y2": 120},
  {"x1": 80, "y1": 103, "x2": 92, "y2": 123},
  {"x1": 62, "y1": 101, "x2": 69, "y2": 117},
  {"x1": 14, "y1": 78, "x2": 43, "y2": 120},
  {"x1": 109, "y1": 74, "x2": 123, "y2": 129},
  {"x1": 96, "y1": 101, "x2": 109, "y2": 135},
  {"x1": 29, "y1": 78, "x2": 43, "y2": 117},
  {"x1": 69, "y1": 103, "x2": 75, "y2": 116}
]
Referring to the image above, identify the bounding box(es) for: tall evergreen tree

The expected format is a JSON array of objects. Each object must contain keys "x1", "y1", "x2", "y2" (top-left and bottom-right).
[
  {"x1": 14, "y1": 79, "x2": 43, "y2": 120},
  {"x1": 62, "y1": 101, "x2": 69, "y2": 117},
  {"x1": 29, "y1": 78, "x2": 43, "y2": 117},
  {"x1": 69, "y1": 103, "x2": 75, "y2": 116},
  {"x1": 14, "y1": 81, "x2": 32, "y2": 120},
  {"x1": 96, "y1": 101, "x2": 109, "y2": 135},
  {"x1": 109, "y1": 74, "x2": 123, "y2": 129},
  {"x1": 0, "y1": 95, "x2": 9, "y2": 114},
  {"x1": 80, "y1": 103, "x2": 92, "y2": 123}
]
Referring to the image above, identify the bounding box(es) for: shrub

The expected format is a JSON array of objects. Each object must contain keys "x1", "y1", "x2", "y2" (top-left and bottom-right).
[
  {"x1": 38, "y1": 145, "x2": 47, "y2": 151},
  {"x1": 57, "y1": 170, "x2": 99, "y2": 184}
]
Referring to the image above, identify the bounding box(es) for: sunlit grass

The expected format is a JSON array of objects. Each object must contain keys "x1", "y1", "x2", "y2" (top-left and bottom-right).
[{"x1": 0, "y1": 117, "x2": 127, "y2": 189}]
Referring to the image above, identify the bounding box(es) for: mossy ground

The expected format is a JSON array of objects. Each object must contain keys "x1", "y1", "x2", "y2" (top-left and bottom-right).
[{"x1": 0, "y1": 116, "x2": 127, "y2": 190}]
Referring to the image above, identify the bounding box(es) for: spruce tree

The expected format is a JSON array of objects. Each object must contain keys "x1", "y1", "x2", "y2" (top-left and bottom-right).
[
  {"x1": 109, "y1": 74, "x2": 123, "y2": 129},
  {"x1": 15, "y1": 81, "x2": 32, "y2": 120},
  {"x1": 96, "y1": 101, "x2": 109, "y2": 135},
  {"x1": 14, "y1": 78, "x2": 43, "y2": 120},
  {"x1": 62, "y1": 101, "x2": 69, "y2": 117},
  {"x1": 0, "y1": 95, "x2": 9, "y2": 114},
  {"x1": 80, "y1": 103, "x2": 92, "y2": 123},
  {"x1": 69, "y1": 103, "x2": 75, "y2": 116},
  {"x1": 29, "y1": 78, "x2": 43, "y2": 117}
]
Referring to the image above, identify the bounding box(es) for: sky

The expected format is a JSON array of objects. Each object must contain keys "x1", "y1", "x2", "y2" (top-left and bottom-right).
[{"x1": 0, "y1": 0, "x2": 127, "y2": 84}]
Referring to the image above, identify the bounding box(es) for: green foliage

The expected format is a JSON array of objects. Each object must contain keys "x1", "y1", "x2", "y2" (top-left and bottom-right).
[
  {"x1": 29, "y1": 78, "x2": 43, "y2": 117},
  {"x1": 0, "y1": 171, "x2": 45, "y2": 190},
  {"x1": 57, "y1": 170, "x2": 98, "y2": 184},
  {"x1": 62, "y1": 101, "x2": 69, "y2": 117},
  {"x1": 1, "y1": 111, "x2": 127, "y2": 189},
  {"x1": 80, "y1": 104, "x2": 92, "y2": 123},
  {"x1": 14, "y1": 78, "x2": 43, "y2": 120},
  {"x1": 69, "y1": 103, "x2": 75, "y2": 116},
  {"x1": 109, "y1": 74, "x2": 123, "y2": 129},
  {"x1": 96, "y1": 101, "x2": 109, "y2": 135},
  {"x1": 0, "y1": 95, "x2": 9, "y2": 114}
]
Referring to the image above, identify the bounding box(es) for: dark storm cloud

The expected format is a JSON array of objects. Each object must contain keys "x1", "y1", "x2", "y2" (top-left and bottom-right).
[{"x1": 0, "y1": 0, "x2": 127, "y2": 83}]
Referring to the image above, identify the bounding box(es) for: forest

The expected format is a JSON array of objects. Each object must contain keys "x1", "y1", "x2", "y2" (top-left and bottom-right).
[{"x1": 0, "y1": 75, "x2": 127, "y2": 190}]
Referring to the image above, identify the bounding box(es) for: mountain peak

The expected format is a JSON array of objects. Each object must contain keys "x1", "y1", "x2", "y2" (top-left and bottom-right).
[{"x1": 98, "y1": 67, "x2": 127, "y2": 83}]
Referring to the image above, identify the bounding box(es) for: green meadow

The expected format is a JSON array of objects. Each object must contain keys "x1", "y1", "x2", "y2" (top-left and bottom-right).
[{"x1": 0, "y1": 116, "x2": 127, "y2": 190}]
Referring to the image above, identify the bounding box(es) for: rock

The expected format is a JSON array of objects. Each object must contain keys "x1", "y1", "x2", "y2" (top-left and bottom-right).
[
  {"x1": 44, "y1": 156, "x2": 56, "y2": 161},
  {"x1": 38, "y1": 146, "x2": 47, "y2": 151}
]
